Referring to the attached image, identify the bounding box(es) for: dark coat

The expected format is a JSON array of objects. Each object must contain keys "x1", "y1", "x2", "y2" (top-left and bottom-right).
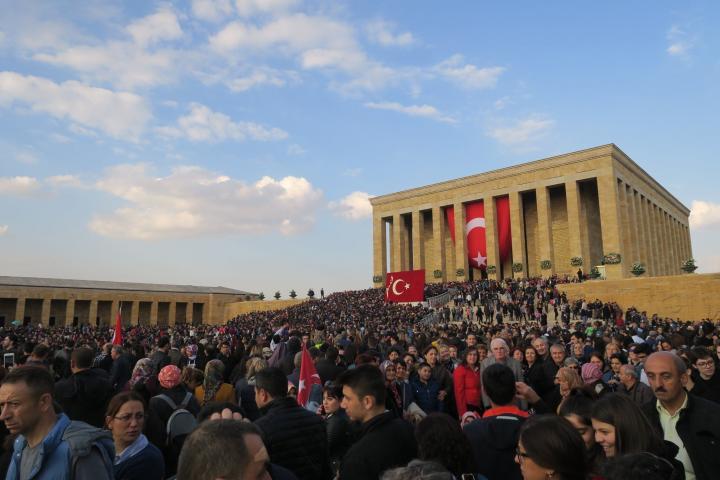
[
  {"x1": 315, "y1": 359, "x2": 344, "y2": 384},
  {"x1": 109, "y1": 354, "x2": 132, "y2": 393},
  {"x1": 254, "y1": 396, "x2": 331, "y2": 480},
  {"x1": 642, "y1": 393, "x2": 720, "y2": 480},
  {"x1": 338, "y1": 411, "x2": 417, "y2": 480},
  {"x1": 463, "y1": 408, "x2": 527, "y2": 480},
  {"x1": 114, "y1": 442, "x2": 164, "y2": 480},
  {"x1": 54, "y1": 368, "x2": 114, "y2": 428},
  {"x1": 325, "y1": 409, "x2": 353, "y2": 462},
  {"x1": 149, "y1": 350, "x2": 171, "y2": 375}
]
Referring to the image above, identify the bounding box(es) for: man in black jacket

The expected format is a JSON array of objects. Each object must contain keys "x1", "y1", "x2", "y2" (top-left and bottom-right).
[
  {"x1": 54, "y1": 347, "x2": 113, "y2": 427},
  {"x1": 336, "y1": 365, "x2": 416, "y2": 480},
  {"x1": 150, "y1": 336, "x2": 171, "y2": 375},
  {"x1": 254, "y1": 367, "x2": 331, "y2": 480},
  {"x1": 642, "y1": 352, "x2": 720, "y2": 480},
  {"x1": 463, "y1": 363, "x2": 526, "y2": 480}
]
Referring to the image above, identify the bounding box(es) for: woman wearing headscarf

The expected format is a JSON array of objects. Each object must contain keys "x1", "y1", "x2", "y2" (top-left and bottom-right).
[
  {"x1": 129, "y1": 358, "x2": 158, "y2": 405},
  {"x1": 581, "y1": 362, "x2": 609, "y2": 396},
  {"x1": 194, "y1": 359, "x2": 236, "y2": 406}
]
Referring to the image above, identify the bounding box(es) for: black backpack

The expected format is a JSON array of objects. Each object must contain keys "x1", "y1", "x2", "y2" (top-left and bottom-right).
[{"x1": 155, "y1": 392, "x2": 198, "y2": 446}]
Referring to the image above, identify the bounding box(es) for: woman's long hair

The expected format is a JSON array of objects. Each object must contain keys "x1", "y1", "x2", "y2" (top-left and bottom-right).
[
  {"x1": 415, "y1": 413, "x2": 476, "y2": 477},
  {"x1": 591, "y1": 393, "x2": 665, "y2": 456},
  {"x1": 520, "y1": 414, "x2": 588, "y2": 480}
]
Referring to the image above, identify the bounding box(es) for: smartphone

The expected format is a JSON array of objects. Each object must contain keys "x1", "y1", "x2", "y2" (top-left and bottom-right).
[{"x1": 4, "y1": 353, "x2": 15, "y2": 368}]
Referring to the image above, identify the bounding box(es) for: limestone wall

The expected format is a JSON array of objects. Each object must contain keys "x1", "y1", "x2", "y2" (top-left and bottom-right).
[
  {"x1": 224, "y1": 299, "x2": 306, "y2": 318},
  {"x1": 558, "y1": 273, "x2": 720, "y2": 321}
]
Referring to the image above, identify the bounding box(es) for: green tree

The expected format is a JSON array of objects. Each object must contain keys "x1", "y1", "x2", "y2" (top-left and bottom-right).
[
  {"x1": 274, "y1": 291, "x2": 281, "y2": 300},
  {"x1": 289, "y1": 289, "x2": 297, "y2": 299},
  {"x1": 258, "y1": 292, "x2": 265, "y2": 301}
]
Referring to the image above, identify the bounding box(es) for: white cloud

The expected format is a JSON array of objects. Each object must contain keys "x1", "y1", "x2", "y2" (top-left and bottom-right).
[
  {"x1": 126, "y1": 8, "x2": 182, "y2": 46},
  {"x1": 434, "y1": 54, "x2": 505, "y2": 89},
  {"x1": 0, "y1": 176, "x2": 40, "y2": 196},
  {"x1": 0, "y1": 225, "x2": 7, "y2": 236},
  {"x1": 486, "y1": 115, "x2": 554, "y2": 146},
  {"x1": 329, "y1": 191, "x2": 373, "y2": 220},
  {"x1": 47, "y1": 175, "x2": 85, "y2": 188},
  {"x1": 364, "y1": 101, "x2": 457, "y2": 123},
  {"x1": 157, "y1": 103, "x2": 287, "y2": 142},
  {"x1": 287, "y1": 144, "x2": 305, "y2": 155},
  {"x1": 235, "y1": 0, "x2": 299, "y2": 17},
  {"x1": 366, "y1": 20, "x2": 414, "y2": 46},
  {"x1": 224, "y1": 67, "x2": 299, "y2": 92},
  {"x1": 666, "y1": 25, "x2": 694, "y2": 57},
  {"x1": 690, "y1": 200, "x2": 720, "y2": 229},
  {"x1": 89, "y1": 164, "x2": 324, "y2": 239},
  {"x1": 15, "y1": 150, "x2": 38, "y2": 165},
  {"x1": 192, "y1": 0, "x2": 234, "y2": 22},
  {"x1": 50, "y1": 133, "x2": 72, "y2": 143},
  {"x1": 0, "y1": 71, "x2": 151, "y2": 140}
]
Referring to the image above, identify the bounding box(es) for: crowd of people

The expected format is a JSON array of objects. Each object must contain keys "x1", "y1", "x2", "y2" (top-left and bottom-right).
[{"x1": 0, "y1": 276, "x2": 718, "y2": 480}]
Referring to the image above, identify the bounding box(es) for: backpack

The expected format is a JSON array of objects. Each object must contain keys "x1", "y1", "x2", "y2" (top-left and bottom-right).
[
  {"x1": 62, "y1": 421, "x2": 115, "y2": 479},
  {"x1": 155, "y1": 392, "x2": 198, "y2": 446}
]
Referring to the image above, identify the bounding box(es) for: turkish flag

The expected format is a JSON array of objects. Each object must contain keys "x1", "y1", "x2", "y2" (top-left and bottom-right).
[
  {"x1": 111, "y1": 304, "x2": 123, "y2": 345},
  {"x1": 385, "y1": 270, "x2": 425, "y2": 302},
  {"x1": 446, "y1": 198, "x2": 512, "y2": 269},
  {"x1": 297, "y1": 345, "x2": 321, "y2": 407}
]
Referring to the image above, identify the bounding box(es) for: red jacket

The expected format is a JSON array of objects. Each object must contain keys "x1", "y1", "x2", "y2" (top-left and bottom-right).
[{"x1": 453, "y1": 364, "x2": 482, "y2": 416}]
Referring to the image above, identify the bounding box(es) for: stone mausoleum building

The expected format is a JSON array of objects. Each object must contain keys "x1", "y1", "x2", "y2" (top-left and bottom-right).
[
  {"x1": 370, "y1": 144, "x2": 692, "y2": 285},
  {"x1": 0, "y1": 276, "x2": 257, "y2": 327}
]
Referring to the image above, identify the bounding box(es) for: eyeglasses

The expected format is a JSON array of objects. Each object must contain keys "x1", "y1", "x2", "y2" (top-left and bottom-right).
[
  {"x1": 515, "y1": 447, "x2": 530, "y2": 464},
  {"x1": 697, "y1": 361, "x2": 715, "y2": 368},
  {"x1": 114, "y1": 413, "x2": 145, "y2": 422}
]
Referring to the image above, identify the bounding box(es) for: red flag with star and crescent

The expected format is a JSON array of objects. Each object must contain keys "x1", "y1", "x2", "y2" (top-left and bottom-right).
[
  {"x1": 385, "y1": 269, "x2": 425, "y2": 302},
  {"x1": 297, "y1": 344, "x2": 321, "y2": 407},
  {"x1": 446, "y1": 198, "x2": 511, "y2": 270}
]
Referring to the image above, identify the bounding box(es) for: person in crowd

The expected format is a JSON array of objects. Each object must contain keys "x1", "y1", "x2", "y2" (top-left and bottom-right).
[
  {"x1": 464, "y1": 363, "x2": 528, "y2": 480},
  {"x1": 150, "y1": 337, "x2": 171, "y2": 375},
  {"x1": 532, "y1": 337, "x2": 549, "y2": 363},
  {"x1": 54, "y1": 346, "x2": 114, "y2": 428},
  {"x1": 235, "y1": 356, "x2": 267, "y2": 421},
  {"x1": 253, "y1": 367, "x2": 331, "y2": 480},
  {"x1": 547, "y1": 367, "x2": 583, "y2": 413},
  {"x1": 618, "y1": 364, "x2": 654, "y2": 405},
  {"x1": 522, "y1": 345, "x2": 547, "y2": 396},
  {"x1": 337, "y1": 364, "x2": 417, "y2": 480},
  {"x1": 689, "y1": 347, "x2": 720, "y2": 404},
  {"x1": 422, "y1": 346, "x2": 452, "y2": 411},
  {"x1": 177, "y1": 419, "x2": 273, "y2": 480},
  {"x1": 480, "y1": 338, "x2": 524, "y2": 407},
  {"x1": 412, "y1": 362, "x2": 443, "y2": 414},
  {"x1": 105, "y1": 391, "x2": 164, "y2": 480},
  {"x1": 128, "y1": 357, "x2": 160, "y2": 404},
  {"x1": 591, "y1": 393, "x2": 683, "y2": 475},
  {"x1": 195, "y1": 359, "x2": 235, "y2": 406},
  {"x1": 642, "y1": 351, "x2": 720, "y2": 480},
  {"x1": 541, "y1": 343, "x2": 567, "y2": 399},
  {"x1": 604, "y1": 353, "x2": 625, "y2": 388},
  {"x1": 453, "y1": 346, "x2": 482, "y2": 417},
  {"x1": 380, "y1": 460, "x2": 454, "y2": 480},
  {"x1": 180, "y1": 366, "x2": 204, "y2": 393},
  {"x1": 316, "y1": 346, "x2": 344, "y2": 384},
  {"x1": 0, "y1": 365, "x2": 114, "y2": 479},
  {"x1": 320, "y1": 382, "x2": 352, "y2": 473},
  {"x1": 558, "y1": 388, "x2": 603, "y2": 476},
  {"x1": 414, "y1": 413, "x2": 478, "y2": 479},
  {"x1": 515, "y1": 415, "x2": 588, "y2": 480},
  {"x1": 384, "y1": 363, "x2": 405, "y2": 417},
  {"x1": 601, "y1": 452, "x2": 683, "y2": 480},
  {"x1": 581, "y1": 361, "x2": 608, "y2": 396},
  {"x1": 109, "y1": 345, "x2": 133, "y2": 393}
]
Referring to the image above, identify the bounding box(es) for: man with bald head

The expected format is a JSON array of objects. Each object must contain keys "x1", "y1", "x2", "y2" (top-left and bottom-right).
[
  {"x1": 642, "y1": 351, "x2": 720, "y2": 480},
  {"x1": 480, "y1": 338, "x2": 524, "y2": 408}
]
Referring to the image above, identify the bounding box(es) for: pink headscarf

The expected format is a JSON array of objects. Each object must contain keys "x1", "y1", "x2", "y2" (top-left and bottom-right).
[
  {"x1": 159, "y1": 365, "x2": 181, "y2": 389},
  {"x1": 581, "y1": 362, "x2": 603, "y2": 384}
]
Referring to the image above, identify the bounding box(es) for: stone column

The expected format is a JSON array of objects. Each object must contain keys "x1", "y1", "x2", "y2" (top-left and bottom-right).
[
  {"x1": 14, "y1": 297, "x2": 25, "y2": 324},
  {"x1": 110, "y1": 300, "x2": 120, "y2": 327},
  {"x1": 509, "y1": 191, "x2": 526, "y2": 279},
  {"x1": 40, "y1": 299, "x2": 51, "y2": 327},
  {"x1": 628, "y1": 189, "x2": 642, "y2": 267},
  {"x1": 168, "y1": 302, "x2": 176, "y2": 326},
  {"x1": 635, "y1": 193, "x2": 650, "y2": 274},
  {"x1": 391, "y1": 213, "x2": 406, "y2": 272},
  {"x1": 186, "y1": 302, "x2": 194, "y2": 324},
  {"x1": 411, "y1": 210, "x2": 425, "y2": 273},
  {"x1": 150, "y1": 301, "x2": 158, "y2": 326},
  {"x1": 654, "y1": 205, "x2": 667, "y2": 276},
  {"x1": 618, "y1": 182, "x2": 635, "y2": 276},
  {"x1": 373, "y1": 215, "x2": 387, "y2": 286},
  {"x1": 130, "y1": 301, "x2": 139, "y2": 326},
  {"x1": 535, "y1": 185, "x2": 555, "y2": 276},
  {"x1": 596, "y1": 174, "x2": 624, "y2": 279},
  {"x1": 453, "y1": 202, "x2": 468, "y2": 280},
  {"x1": 672, "y1": 218, "x2": 682, "y2": 273},
  {"x1": 484, "y1": 196, "x2": 500, "y2": 280},
  {"x1": 643, "y1": 198, "x2": 658, "y2": 276},
  {"x1": 431, "y1": 206, "x2": 446, "y2": 282},
  {"x1": 686, "y1": 225, "x2": 693, "y2": 259},
  {"x1": 89, "y1": 300, "x2": 98, "y2": 326},
  {"x1": 65, "y1": 299, "x2": 75, "y2": 327},
  {"x1": 663, "y1": 213, "x2": 674, "y2": 274},
  {"x1": 565, "y1": 181, "x2": 587, "y2": 275}
]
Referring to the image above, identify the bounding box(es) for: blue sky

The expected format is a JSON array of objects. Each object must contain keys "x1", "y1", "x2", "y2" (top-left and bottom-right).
[{"x1": 1, "y1": 1, "x2": 718, "y2": 296}]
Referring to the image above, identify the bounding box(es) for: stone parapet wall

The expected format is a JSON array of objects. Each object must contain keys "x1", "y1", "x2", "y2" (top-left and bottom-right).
[
  {"x1": 224, "y1": 299, "x2": 306, "y2": 318},
  {"x1": 557, "y1": 273, "x2": 720, "y2": 321}
]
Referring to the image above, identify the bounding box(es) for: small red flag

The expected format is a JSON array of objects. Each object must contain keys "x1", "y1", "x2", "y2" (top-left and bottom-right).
[
  {"x1": 112, "y1": 304, "x2": 123, "y2": 345},
  {"x1": 385, "y1": 270, "x2": 425, "y2": 303},
  {"x1": 297, "y1": 345, "x2": 320, "y2": 407}
]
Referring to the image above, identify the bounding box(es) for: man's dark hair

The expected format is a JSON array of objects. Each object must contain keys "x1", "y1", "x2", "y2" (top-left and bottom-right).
[
  {"x1": 158, "y1": 337, "x2": 170, "y2": 348},
  {"x1": 255, "y1": 367, "x2": 288, "y2": 399},
  {"x1": 336, "y1": 364, "x2": 385, "y2": 405},
  {"x1": 71, "y1": 347, "x2": 95, "y2": 369},
  {"x1": 2, "y1": 365, "x2": 54, "y2": 399},
  {"x1": 32, "y1": 344, "x2": 50, "y2": 359},
  {"x1": 691, "y1": 346, "x2": 713, "y2": 362},
  {"x1": 634, "y1": 343, "x2": 652, "y2": 356},
  {"x1": 325, "y1": 346, "x2": 339, "y2": 362},
  {"x1": 482, "y1": 363, "x2": 515, "y2": 406},
  {"x1": 177, "y1": 420, "x2": 262, "y2": 480}
]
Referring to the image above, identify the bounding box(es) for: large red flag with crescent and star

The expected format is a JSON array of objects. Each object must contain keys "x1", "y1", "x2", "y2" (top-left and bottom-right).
[
  {"x1": 385, "y1": 270, "x2": 425, "y2": 302},
  {"x1": 297, "y1": 344, "x2": 321, "y2": 407},
  {"x1": 446, "y1": 198, "x2": 511, "y2": 270}
]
